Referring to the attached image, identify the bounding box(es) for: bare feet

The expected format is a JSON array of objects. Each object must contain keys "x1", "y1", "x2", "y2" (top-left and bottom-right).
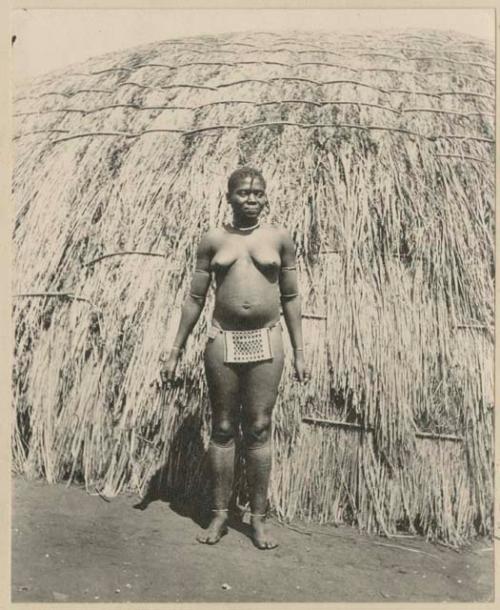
[
  {"x1": 251, "y1": 514, "x2": 278, "y2": 550},
  {"x1": 196, "y1": 513, "x2": 228, "y2": 545}
]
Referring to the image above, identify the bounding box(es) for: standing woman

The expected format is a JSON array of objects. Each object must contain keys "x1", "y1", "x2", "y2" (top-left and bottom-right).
[{"x1": 161, "y1": 167, "x2": 309, "y2": 550}]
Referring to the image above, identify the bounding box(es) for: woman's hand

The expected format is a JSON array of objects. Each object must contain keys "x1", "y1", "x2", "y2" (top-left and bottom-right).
[
  {"x1": 157, "y1": 349, "x2": 181, "y2": 388},
  {"x1": 293, "y1": 350, "x2": 310, "y2": 384}
]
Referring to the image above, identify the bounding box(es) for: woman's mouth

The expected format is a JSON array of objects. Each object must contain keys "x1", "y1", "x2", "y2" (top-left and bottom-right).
[{"x1": 243, "y1": 205, "x2": 259, "y2": 214}]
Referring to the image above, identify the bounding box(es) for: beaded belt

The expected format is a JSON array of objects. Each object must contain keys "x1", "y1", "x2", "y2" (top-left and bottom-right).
[{"x1": 208, "y1": 321, "x2": 279, "y2": 363}]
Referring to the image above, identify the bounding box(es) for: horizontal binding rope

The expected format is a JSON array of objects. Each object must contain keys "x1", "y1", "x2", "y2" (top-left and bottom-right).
[
  {"x1": 81, "y1": 60, "x2": 490, "y2": 77},
  {"x1": 27, "y1": 77, "x2": 492, "y2": 101},
  {"x1": 279, "y1": 312, "x2": 327, "y2": 320},
  {"x1": 14, "y1": 99, "x2": 404, "y2": 117},
  {"x1": 14, "y1": 292, "x2": 99, "y2": 310},
  {"x1": 44, "y1": 122, "x2": 494, "y2": 144},
  {"x1": 302, "y1": 417, "x2": 371, "y2": 431},
  {"x1": 83, "y1": 251, "x2": 167, "y2": 267},
  {"x1": 415, "y1": 431, "x2": 464, "y2": 442},
  {"x1": 302, "y1": 416, "x2": 464, "y2": 442}
]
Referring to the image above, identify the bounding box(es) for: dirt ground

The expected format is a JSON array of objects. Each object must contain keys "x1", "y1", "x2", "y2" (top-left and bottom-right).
[{"x1": 12, "y1": 476, "x2": 494, "y2": 604}]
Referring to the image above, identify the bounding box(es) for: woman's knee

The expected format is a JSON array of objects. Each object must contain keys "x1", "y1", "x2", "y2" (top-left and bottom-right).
[
  {"x1": 211, "y1": 419, "x2": 236, "y2": 447},
  {"x1": 242, "y1": 417, "x2": 272, "y2": 448}
]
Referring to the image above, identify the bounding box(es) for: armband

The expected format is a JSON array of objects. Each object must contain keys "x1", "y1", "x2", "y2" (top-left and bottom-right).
[
  {"x1": 189, "y1": 268, "x2": 211, "y2": 302},
  {"x1": 280, "y1": 292, "x2": 299, "y2": 300},
  {"x1": 281, "y1": 265, "x2": 297, "y2": 271},
  {"x1": 189, "y1": 292, "x2": 206, "y2": 302}
]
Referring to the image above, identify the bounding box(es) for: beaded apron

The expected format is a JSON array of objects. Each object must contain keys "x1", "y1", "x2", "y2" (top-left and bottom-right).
[{"x1": 208, "y1": 322, "x2": 278, "y2": 363}]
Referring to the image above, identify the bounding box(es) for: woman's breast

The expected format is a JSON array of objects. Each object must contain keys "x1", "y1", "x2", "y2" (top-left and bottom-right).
[
  {"x1": 211, "y1": 249, "x2": 280, "y2": 277},
  {"x1": 212, "y1": 257, "x2": 281, "y2": 328},
  {"x1": 211, "y1": 245, "x2": 279, "y2": 267}
]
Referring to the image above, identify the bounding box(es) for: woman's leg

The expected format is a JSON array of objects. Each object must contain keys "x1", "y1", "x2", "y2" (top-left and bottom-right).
[
  {"x1": 197, "y1": 333, "x2": 241, "y2": 544},
  {"x1": 240, "y1": 325, "x2": 284, "y2": 549}
]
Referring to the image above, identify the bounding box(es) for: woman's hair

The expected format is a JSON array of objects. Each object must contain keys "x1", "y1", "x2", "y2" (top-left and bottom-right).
[{"x1": 227, "y1": 166, "x2": 266, "y2": 193}]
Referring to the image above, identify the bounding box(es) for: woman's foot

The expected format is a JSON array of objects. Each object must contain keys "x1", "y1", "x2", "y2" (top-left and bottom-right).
[
  {"x1": 196, "y1": 512, "x2": 229, "y2": 545},
  {"x1": 251, "y1": 514, "x2": 278, "y2": 550}
]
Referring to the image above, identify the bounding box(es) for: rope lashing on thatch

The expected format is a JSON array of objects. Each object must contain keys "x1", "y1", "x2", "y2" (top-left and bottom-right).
[
  {"x1": 134, "y1": 55, "x2": 486, "y2": 74},
  {"x1": 435, "y1": 154, "x2": 489, "y2": 164},
  {"x1": 19, "y1": 80, "x2": 493, "y2": 103},
  {"x1": 39, "y1": 122, "x2": 494, "y2": 145},
  {"x1": 13, "y1": 129, "x2": 70, "y2": 140},
  {"x1": 83, "y1": 60, "x2": 493, "y2": 76},
  {"x1": 13, "y1": 28, "x2": 494, "y2": 546},
  {"x1": 301, "y1": 417, "x2": 464, "y2": 442},
  {"x1": 83, "y1": 251, "x2": 167, "y2": 267},
  {"x1": 402, "y1": 108, "x2": 494, "y2": 118},
  {"x1": 21, "y1": 88, "x2": 114, "y2": 100},
  {"x1": 436, "y1": 91, "x2": 494, "y2": 100},
  {"x1": 14, "y1": 99, "x2": 404, "y2": 117},
  {"x1": 404, "y1": 56, "x2": 494, "y2": 70},
  {"x1": 14, "y1": 292, "x2": 99, "y2": 310}
]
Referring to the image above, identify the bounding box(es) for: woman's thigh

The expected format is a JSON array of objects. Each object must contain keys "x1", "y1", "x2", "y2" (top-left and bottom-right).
[
  {"x1": 240, "y1": 325, "x2": 285, "y2": 421},
  {"x1": 204, "y1": 333, "x2": 241, "y2": 423}
]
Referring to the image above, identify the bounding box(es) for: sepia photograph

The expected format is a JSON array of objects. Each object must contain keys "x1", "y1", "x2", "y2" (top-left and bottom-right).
[{"x1": 9, "y1": 6, "x2": 495, "y2": 605}]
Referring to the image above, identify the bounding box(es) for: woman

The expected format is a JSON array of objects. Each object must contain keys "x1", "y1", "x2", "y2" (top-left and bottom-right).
[{"x1": 160, "y1": 166, "x2": 309, "y2": 550}]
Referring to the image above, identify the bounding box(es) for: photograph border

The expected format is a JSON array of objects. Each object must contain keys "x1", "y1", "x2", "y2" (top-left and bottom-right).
[{"x1": 2, "y1": 1, "x2": 498, "y2": 609}]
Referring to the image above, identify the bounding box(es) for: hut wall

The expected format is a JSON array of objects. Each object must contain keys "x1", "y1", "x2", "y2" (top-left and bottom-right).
[{"x1": 13, "y1": 29, "x2": 495, "y2": 546}]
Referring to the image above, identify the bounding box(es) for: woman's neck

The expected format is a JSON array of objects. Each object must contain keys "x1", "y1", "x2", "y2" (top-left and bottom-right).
[{"x1": 231, "y1": 217, "x2": 260, "y2": 231}]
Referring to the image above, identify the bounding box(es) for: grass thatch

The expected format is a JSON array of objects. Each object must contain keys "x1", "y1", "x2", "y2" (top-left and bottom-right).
[{"x1": 12, "y1": 29, "x2": 494, "y2": 546}]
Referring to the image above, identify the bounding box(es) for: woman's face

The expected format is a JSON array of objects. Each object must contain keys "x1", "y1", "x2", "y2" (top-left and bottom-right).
[{"x1": 227, "y1": 175, "x2": 267, "y2": 221}]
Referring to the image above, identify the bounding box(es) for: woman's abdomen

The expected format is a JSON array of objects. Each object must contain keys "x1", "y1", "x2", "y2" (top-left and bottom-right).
[{"x1": 213, "y1": 263, "x2": 280, "y2": 330}]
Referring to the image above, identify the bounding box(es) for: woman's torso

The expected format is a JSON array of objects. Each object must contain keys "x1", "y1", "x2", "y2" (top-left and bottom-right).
[{"x1": 210, "y1": 225, "x2": 282, "y2": 330}]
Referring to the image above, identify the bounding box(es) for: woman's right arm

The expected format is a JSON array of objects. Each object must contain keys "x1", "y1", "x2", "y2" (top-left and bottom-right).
[{"x1": 160, "y1": 232, "x2": 214, "y2": 384}]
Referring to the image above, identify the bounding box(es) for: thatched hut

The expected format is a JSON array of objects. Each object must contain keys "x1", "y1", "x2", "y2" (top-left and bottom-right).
[{"x1": 13, "y1": 29, "x2": 494, "y2": 546}]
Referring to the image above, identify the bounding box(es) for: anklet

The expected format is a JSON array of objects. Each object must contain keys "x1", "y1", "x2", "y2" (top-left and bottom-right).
[
  {"x1": 211, "y1": 508, "x2": 229, "y2": 512},
  {"x1": 250, "y1": 512, "x2": 267, "y2": 517}
]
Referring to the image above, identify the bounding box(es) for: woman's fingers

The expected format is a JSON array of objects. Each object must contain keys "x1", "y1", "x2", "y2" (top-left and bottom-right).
[
  {"x1": 160, "y1": 366, "x2": 182, "y2": 388},
  {"x1": 293, "y1": 366, "x2": 311, "y2": 383}
]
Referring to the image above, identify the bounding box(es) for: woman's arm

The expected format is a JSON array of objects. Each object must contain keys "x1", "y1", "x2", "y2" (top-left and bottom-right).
[
  {"x1": 278, "y1": 229, "x2": 309, "y2": 383},
  {"x1": 160, "y1": 232, "x2": 213, "y2": 384}
]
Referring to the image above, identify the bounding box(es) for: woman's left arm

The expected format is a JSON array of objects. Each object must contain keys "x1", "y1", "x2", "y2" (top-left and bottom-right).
[{"x1": 278, "y1": 229, "x2": 309, "y2": 384}]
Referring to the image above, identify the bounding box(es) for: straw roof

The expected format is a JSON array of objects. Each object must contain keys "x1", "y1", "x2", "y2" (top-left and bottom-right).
[{"x1": 13, "y1": 29, "x2": 494, "y2": 546}]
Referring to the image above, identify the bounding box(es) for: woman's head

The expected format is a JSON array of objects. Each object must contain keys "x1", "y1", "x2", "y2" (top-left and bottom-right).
[
  {"x1": 227, "y1": 166, "x2": 266, "y2": 193},
  {"x1": 226, "y1": 166, "x2": 268, "y2": 224}
]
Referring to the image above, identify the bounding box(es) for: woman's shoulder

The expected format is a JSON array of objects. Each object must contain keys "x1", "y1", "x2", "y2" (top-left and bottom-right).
[
  {"x1": 200, "y1": 226, "x2": 226, "y2": 242},
  {"x1": 261, "y1": 222, "x2": 287, "y2": 232},
  {"x1": 261, "y1": 223, "x2": 292, "y2": 241},
  {"x1": 202, "y1": 226, "x2": 222, "y2": 237},
  {"x1": 197, "y1": 227, "x2": 225, "y2": 253}
]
